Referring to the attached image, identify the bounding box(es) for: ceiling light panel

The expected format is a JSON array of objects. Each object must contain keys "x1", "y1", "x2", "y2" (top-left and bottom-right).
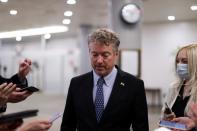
[
  {"x1": 44, "y1": 33, "x2": 51, "y2": 39},
  {"x1": 62, "y1": 19, "x2": 71, "y2": 24},
  {"x1": 64, "y1": 11, "x2": 73, "y2": 17},
  {"x1": 0, "y1": 26, "x2": 68, "y2": 39},
  {"x1": 168, "y1": 16, "x2": 175, "y2": 21},
  {"x1": 10, "y1": 10, "x2": 18, "y2": 15},
  {"x1": 67, "y1": 0, "x2": 76, "y2": 5},
  {"x1": 0, "y1": 0, "x2": 8, "y2": 3},
  {"x1": 16, "y1": 36, "x2": 22, "y2": 41},
  {"x1": 190, "y1": 5, "x2": 197, "y2": 11}
]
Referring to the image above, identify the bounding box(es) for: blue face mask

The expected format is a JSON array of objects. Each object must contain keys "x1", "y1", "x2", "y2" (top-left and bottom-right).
[{"x1": 176, "y1": 63, "x2": 190, "y2": 80}]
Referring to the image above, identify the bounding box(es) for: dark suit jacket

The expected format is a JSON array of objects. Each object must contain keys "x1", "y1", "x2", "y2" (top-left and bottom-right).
[{"x1": 61, "y1": 67, "x2": 149, "y2": 131}]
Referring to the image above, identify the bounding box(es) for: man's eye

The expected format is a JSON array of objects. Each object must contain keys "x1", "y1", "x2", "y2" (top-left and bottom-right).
[
  {"x1": 102, "y1": 53, "x2": 110, "y2": 58},
  {"x1": 92, "y1": 54, "x2": 98, "y2": 57}
]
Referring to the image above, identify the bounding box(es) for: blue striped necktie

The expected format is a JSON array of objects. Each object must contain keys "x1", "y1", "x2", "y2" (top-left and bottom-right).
[{"x1": 95, "y1": 77, "x2": 105, "y2": 122}]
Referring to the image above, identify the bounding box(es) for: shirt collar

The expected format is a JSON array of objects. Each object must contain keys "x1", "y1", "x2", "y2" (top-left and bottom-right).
[{"x1": 93, "y1": 66, "x2": 117, "y2": 87}]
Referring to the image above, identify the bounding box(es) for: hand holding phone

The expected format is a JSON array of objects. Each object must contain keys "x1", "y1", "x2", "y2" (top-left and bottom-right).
[
  {"x1": 163, "y1": 103, "x2": 175, "y2": 121},
  {"x1": 19, "y1": 86, "x2": 39, "y2": 92},
  {"x1": 164, "y1": 103, "x2": 172, "y2": 114},
  {"x1": 49, "y1": 112, "x2": 62, "y2": 123},
  {"x1": 158, "y1": 120, "x2": 187, "y2": 130}
]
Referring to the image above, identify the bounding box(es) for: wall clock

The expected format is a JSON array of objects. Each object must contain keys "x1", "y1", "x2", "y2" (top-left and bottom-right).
[{"x1": 120, "y1": 3, "x2": 141, "y2": 24}]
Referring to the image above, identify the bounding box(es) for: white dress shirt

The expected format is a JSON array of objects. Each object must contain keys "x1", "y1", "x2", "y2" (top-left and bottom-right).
[{"x1": 93, "y1": 67, "x2": 117, "y2": 108}]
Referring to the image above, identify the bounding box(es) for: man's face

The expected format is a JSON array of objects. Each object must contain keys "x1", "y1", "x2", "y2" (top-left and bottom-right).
[{"x1": 89, "y1": 42, "x2": 118, "y2": 77}]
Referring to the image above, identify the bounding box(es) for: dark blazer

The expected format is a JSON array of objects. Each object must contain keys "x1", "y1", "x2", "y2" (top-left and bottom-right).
[{"x1": 61, "y1": 67, "x2": 149, "y2": 131}]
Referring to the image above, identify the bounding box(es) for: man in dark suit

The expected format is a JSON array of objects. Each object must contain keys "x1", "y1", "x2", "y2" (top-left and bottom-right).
[{"x1": 61, "y1": 28, "x2": 149, "y2": 131}]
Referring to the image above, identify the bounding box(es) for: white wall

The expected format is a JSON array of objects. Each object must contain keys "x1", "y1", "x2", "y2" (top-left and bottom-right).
[
  {"x1": 0, "y1": 36, "x2": 79, "y2": 95},
  {"x1": 141, "y1": 21, "x2": 197, "y2": 96},
  {"x1": 1, "y1": 21, "x2": 197, "y2": 97}
]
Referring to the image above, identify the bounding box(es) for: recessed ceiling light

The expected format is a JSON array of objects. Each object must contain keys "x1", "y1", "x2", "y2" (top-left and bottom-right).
[
  {"x1": 62, "y1": 19, "x2": 71, "y2": 24},
  {"x1": 190, "y1": 5, "x2": 197, "y2": 11},
  {"x1": 44, "y1": 33, "x2": 51, "y2": 39},
  {"x1": 16, "y1": 36, "x2": 22, "y2": 41},
  {"x1": 64, "y1": 11, "x2": 73, "y2": 17},
  {"x1": 0, "y1": 0, "x2": 8, "y2": 3},
  {"x1": 10, "y1": 10, "x2": 17, "y2": 15},
  {"x1": 67, "y1": 0, "x2": 76, "y2": 5},
  {"x1": 168, "y1": 16, "x2": 175, "y2": 21}
]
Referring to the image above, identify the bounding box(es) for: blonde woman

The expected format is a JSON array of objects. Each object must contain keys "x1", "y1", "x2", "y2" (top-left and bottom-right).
[{"x1": 162, "y1": 44, "x2": 197, "y2": 130}]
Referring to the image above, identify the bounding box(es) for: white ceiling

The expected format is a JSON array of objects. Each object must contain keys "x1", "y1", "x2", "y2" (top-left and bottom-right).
[
  {"x1": 0, "y1": 0, "x2": 197, "y2": 36},
  {"x1": 143, "y1": 0, "x2": 197, "y2": 23}
]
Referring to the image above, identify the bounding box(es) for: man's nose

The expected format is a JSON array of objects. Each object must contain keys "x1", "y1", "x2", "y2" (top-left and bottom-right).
[{"x1": 97, "y1": 55, "x2": 104, "y2": 63}]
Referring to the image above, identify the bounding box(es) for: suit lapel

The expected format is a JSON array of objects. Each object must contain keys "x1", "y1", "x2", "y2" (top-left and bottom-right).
[
  {"x1": 100, "y1": 69, "x2": 125, "y2": 122},
  {"x1": 84, "y1": 72, "x2": 98, "y2": 124}
]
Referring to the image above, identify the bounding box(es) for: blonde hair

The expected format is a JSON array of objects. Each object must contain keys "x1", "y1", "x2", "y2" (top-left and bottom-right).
[{"x1": 174, "y1": 44, "x2": 197, "y2": 114}]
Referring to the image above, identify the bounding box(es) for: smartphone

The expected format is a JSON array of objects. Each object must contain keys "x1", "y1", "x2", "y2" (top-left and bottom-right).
[
  {"x1": 49, "y1": 112, "x2": 62, "y2": 123},
  {"x1": 164, "y1": 102, "x2": 172, "y2": 114},
  {"x1": 20, "y1": 86, "x2": 39, "y2": 92},
  {"x1": 16, "y1": 84, "x2": 26, "y2": 88},
  {"x1": 158, "y1": 120, "x2": 187, "y2": 130}
]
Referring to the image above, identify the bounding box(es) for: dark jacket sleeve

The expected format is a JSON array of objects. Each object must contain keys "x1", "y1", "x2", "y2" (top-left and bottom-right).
[
  {"x1": 61, "y1": 78, "x2": 77, "y2": 131},
  {"x1": 0, "y1": 74, "x2": 27, "y2": 87},
  {"x1": 132, "y1": 80, "x2": 149, "y2": 131},
  {"x1": 0, "y1": 104, "x2": 7, "y2": 113}
]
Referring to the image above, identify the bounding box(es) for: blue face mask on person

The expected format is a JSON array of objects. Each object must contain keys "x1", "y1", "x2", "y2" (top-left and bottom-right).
[{"x1": 176, "y1": 63, "x2": 190, "y2": 80}]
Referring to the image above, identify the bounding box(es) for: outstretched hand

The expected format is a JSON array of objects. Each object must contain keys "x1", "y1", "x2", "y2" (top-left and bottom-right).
[
  {"x1": 0, "y1": 83, "x2": 16, "y2": 106},
  {"x1": 18, "y1": 59, "x2": 32, "y2": 80},
  {"x1": 7, "y1": 88, "x2": 33, "y2": 103},
  {"x1": 19, "y1": 120, "x2": 52, "y2": 131}
]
